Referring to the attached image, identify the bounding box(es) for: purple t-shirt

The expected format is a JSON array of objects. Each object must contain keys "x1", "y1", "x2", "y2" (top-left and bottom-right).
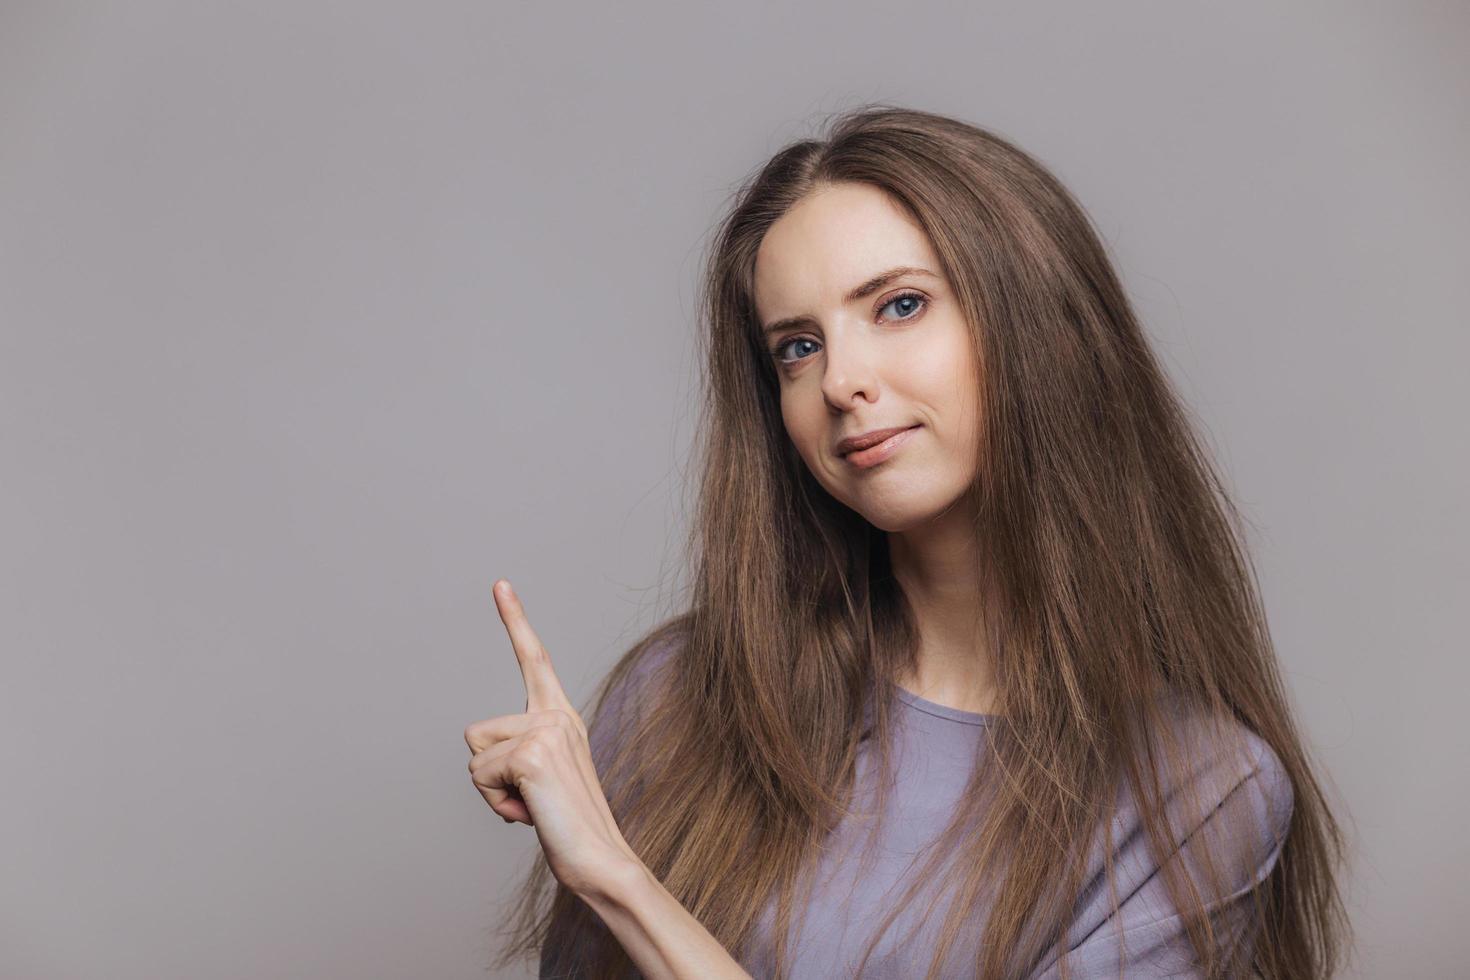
[{"x1": 543, "y1": 640, "x2": 1293, "y2": 978}]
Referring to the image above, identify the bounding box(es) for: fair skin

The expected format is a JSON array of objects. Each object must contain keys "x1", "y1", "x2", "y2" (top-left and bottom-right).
[
  {"x1": 752, "y1": 180, "x2": 999, "y2": 715},
  {"x1": 469, "y1": 181, "x2": 999, "y2": 976},
  {"x1": 467, "y1": 579, "x2": 751, "y2": 979}
]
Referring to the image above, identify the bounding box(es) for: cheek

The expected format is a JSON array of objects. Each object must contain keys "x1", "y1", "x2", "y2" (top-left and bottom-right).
[
  {"x1": 909, "y1": 338, "x2": 972, "y2": 408},
  {"x1": 917, "y1": 333, "x2": 983, "y2": 444},
  {"x1": 780, "y1": 392, "x2": 829, "y2": 467},
  {"x1": 946, "y1": 350, "x2": 985, "y2": 468},
  {"x1": 778, "y1": 391, "x2": 809, "y2": 445}
]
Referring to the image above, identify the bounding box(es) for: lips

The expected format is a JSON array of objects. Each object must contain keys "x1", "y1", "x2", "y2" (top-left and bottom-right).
[
  {"x1": 841, "y1": 425, "x2": 920, "y2": 469},
  {"x1": 836, "y1": 425, "x2": 919, "y2": 457}
]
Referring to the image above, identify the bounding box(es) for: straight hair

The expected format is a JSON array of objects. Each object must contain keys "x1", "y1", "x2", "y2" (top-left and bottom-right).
[{"x1": 494, "y1": 104, "x2": 1352, "y2": 979}]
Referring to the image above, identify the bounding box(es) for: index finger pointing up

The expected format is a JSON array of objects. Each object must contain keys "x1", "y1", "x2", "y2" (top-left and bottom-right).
[{"x1": 493, "y1": 579, "x2": 573, "y2": 714}]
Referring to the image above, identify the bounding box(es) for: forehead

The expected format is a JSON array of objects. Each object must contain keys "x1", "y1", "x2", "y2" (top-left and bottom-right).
[{"x1": 753, "y1": 182, "x2": 939, "y2": 314}]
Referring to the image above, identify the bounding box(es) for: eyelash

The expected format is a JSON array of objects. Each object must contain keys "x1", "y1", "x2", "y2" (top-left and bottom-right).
[{"x1": 767, "y1": 290, "x2": 930, "y2": 365}]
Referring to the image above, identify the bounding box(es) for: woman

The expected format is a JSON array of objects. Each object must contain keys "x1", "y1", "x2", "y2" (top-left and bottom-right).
[{"x1": 468, "y1": 105, "x2": 1353, "y2": 978}]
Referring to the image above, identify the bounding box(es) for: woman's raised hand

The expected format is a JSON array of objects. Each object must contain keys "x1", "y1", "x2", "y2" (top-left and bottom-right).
[{"x1": 464, "y1": 579, "x2": 640, "y2": 896}]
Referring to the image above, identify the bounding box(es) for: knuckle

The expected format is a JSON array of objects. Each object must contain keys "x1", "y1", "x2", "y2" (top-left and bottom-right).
[
  {"x1": 516, "y1": 740, "x2": 549, "y2": 769},
  {"x1": 545, "y1": 707, "x2": 587, "y2": 735},
  {"x1": 464, "y1": 719, "x2": 495, "y2": 747}
]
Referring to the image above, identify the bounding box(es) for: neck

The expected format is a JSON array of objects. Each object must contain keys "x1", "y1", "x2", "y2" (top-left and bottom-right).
[{"x1": 886, "y1": 500, "x2": 998, "y2": 715}]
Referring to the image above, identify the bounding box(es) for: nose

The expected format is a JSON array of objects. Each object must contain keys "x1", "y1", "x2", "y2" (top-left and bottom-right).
[{"x1": 820, "y1": 325, "x2": 880, "y2": 410}]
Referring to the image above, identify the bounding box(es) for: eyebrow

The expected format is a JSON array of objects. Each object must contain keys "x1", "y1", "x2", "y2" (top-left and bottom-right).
[{"x1": 759, "y1": 266, "x2": 941, "y2": 337}]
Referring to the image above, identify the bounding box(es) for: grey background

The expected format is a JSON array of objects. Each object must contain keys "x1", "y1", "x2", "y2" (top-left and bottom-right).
[{"x1": 2, "y1": 2, "x2": 1464, "y2": 977}]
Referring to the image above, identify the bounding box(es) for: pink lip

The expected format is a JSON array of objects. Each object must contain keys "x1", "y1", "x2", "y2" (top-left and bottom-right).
[{"x1": 842, "y1": 425, "x2": 920, "y2": 469}]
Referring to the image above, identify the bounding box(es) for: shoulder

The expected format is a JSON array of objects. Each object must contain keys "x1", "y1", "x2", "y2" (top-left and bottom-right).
[
  {"x1": 1134, "y1": 692, "x2": 1295, "y2": 868},
  {"x1": 1042, "y1": 699, "x2": 1296, "y2": 975},
  {"x1": 584, "y1": 621, "x2": 685, "y2": 768},
  {"x1": 1165, "y1": 695, "x2": 1291, "y2": 805}
]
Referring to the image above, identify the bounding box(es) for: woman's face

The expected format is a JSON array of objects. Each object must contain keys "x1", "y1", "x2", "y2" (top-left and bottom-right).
[{"x1": 752, "y1": 181, "x2": 983, "y2": 533}]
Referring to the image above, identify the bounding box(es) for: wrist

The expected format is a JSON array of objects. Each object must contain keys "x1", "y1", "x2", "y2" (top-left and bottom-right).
[
  {"x1": 571, "y1": 848, "x2": 651, "y2": 909},
  {"x1": 568, "y1": 850, "x2": 754, "y2": 979}
]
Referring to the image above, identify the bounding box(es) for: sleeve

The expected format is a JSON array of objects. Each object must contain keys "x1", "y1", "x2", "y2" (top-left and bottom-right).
[{"x1": 1029, "y1": 730, "x2": 1295, "y2": 979}]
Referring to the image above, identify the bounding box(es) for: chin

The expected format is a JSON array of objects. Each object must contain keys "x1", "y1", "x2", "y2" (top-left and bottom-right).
[
  {"x1": 849, "y1": 498, "x2": 944, "y2": 533},
  {"x1": 837, "y1": 479, "x2": 970, "y2": 533}
]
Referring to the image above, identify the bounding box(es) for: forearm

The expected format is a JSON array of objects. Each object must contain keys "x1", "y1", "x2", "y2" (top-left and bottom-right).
[{"x1": 573, "y1": 858, "x2": 754, "y2": 980}]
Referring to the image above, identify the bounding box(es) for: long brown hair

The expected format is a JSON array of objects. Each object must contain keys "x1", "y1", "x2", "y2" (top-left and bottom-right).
[{"x1": 493, "y1": 104, "x2": 1353, "y2": 979}]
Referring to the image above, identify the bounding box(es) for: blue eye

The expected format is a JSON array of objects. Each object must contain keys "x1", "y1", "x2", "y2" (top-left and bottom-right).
[
  {"x1": 881, "y1": 292, "x2": 924, "y2": 320},
  {"x1": 768, "y1": 290, "x2": 930, "y2": 366}
]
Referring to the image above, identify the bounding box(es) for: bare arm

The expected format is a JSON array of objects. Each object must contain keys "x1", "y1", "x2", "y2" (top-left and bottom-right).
[
  {"x1": 571, "y1": 856, "x2": 754, "y2": 980},
  {"x1": 470, "y1": 591, "x2": 750, "y2": 978}
]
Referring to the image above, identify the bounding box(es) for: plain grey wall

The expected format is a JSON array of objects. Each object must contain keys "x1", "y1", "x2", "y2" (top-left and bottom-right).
[{"x1": 2, "y1": 2, "x2": 1465, "y2": 977}]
